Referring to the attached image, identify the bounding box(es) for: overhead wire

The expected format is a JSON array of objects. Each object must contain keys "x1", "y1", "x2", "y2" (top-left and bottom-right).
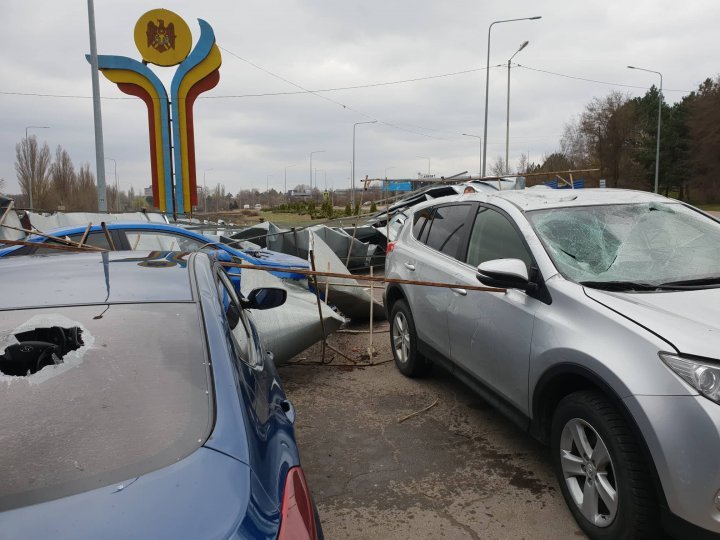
[
  {"x1": 515, "y1": 64, "x2": 693, "y2": 94},
  {"x1": 218, "y1": 45, "x2": 449, "y2": 140}
]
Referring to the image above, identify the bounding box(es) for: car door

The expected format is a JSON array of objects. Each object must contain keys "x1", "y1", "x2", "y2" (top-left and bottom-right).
[
  {"x1": 447, "y1": 204, "x2": 541, "y2": 415},
  {"x1": 401, "y1": 203, "x2": 474, "y2": 355},
  {"x1": 120, "y1": 229, "x2": 216, "y2": 252},
  {"x1": 214, "y1": 268, "x2": 296, "y2": 463}
]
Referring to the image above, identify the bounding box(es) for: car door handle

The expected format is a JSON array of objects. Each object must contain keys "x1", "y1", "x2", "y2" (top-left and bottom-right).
[
  {"x1": 404, "y1": 262, "x2": 416, "y2": 271},
  {"x1": 451, "y1": 288, "x2": 467, "y2": 296}
]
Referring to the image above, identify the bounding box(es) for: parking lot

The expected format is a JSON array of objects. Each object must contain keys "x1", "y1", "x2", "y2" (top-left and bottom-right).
[{"x1": 282, "y1": 327, "x2": 585, "y2": 539}]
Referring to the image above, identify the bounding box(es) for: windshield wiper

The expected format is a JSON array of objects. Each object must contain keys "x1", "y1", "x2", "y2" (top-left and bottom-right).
[
  {"x1": 656, "y1": 277, "x2": 720, "y2": 290},
  {"x1": 580, "y1": 280, "x2": 668, "y2": 292}
]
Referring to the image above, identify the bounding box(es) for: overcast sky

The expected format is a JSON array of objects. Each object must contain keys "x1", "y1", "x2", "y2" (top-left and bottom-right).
[{"x1": 1, "y1": 0, "x2": 718, "y2": 197}]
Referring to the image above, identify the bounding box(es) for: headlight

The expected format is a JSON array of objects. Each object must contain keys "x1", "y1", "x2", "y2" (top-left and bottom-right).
[{"x1": 660, "y1": 352, "x2": 720, "y2": 404}]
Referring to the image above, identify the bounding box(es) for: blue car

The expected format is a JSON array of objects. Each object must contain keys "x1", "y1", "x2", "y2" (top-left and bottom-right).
[
  {"x1": 0, "y1": 251, "x2": 321, "y2": 539},
  {"x1": 0, "y1": 222, "x2": 308, "y2": 280}
]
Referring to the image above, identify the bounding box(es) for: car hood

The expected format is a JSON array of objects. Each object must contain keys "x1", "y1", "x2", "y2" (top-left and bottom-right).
[{"x1": 584, "y1": 287, "x2": 720, "y2": 359}]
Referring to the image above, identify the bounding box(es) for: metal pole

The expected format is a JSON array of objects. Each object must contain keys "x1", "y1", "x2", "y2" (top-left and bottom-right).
[
  {"x1": 482, "y1": 16, "x2": 541, "y2": 177},
  {"x1": 506, "y1": 41, "x2": 529, "y2": 175},
  {"x1": 87, "y1": 0, "x2": 107, "y2": 212},
  {"x1": 506, "y1": 58, "x2": 511, "y2": 174},
  {"x1": 203, "y1": 168, "x2": 212, "y2": 212},
  {"x1": 352, "y1": 126, "x2": 356, "y2": 208},
  {"x1": 352, "y1": 121, "x2": 377, "y2": 208},
  {"x1": 310, "y1": 150, "x2": 325, "y2": 196},
  {"x1": 655, "y1": 75, "x2": 663, "y2": 195},
  {"x1": 105, "y1": 158, "x2": 117, "y2": 212},
  {"x1": 284, "y1": 164, "x2": 297, "y2": 202},
  {"x1": 627, "y1": 66, "x2": 663, "y2": 193}
]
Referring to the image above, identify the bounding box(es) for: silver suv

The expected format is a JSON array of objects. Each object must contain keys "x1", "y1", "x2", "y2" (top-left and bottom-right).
[{"x1": 384, "y1": 188, "x2": 720, "y2": 539}]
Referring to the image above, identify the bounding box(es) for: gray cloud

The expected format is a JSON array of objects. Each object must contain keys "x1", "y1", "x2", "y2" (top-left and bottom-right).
[{"x1": 2, "y1": 0, "x2": 718, "y2": 197}]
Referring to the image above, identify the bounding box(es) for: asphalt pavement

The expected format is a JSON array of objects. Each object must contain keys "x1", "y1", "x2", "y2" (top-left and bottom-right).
[{"x1": 281, "y1": 331, "x2": 584, "y2": 540}]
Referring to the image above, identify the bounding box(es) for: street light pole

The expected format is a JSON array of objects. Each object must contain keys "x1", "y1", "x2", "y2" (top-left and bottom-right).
[
  {"x1": 352, "y1": 120, "x2": 377, "y2": 208},
  {"x1": 24, "y1": 126, "x2": 50, "y2": 211},
  {"x1": 482, "y1": 16, "x2": 541, "y2": 177},
  {"x1": 266, "y1": 174, "x2": 272, "y2": 193},
  {"x1": 628, "y1": 65, "x2": 663, "y2": 194},
  {"x1": 105, "y1": 158, "x2": 118, "y2": 212},
  {"x1": 203, "y1": 168, "x2": 212, "y2": 212},
  {"x1": 462, "y1": 134, "x2": 482, "y2": 176},
  {"x1": 506, "y1": 40, "x2": 529, "y2": 174},
  {"x1": 86, "y1": 0, "x2": 107, "y2": 212},
  {"x1": 310, "y1": 150, "x2": 325, "y2": 197},
  {"x1": 284, "y1": 164, "x2": 297, "y2": 201}
]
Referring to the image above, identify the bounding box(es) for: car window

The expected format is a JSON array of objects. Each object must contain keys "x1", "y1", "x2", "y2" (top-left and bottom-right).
[
  {"x1": 215, "y1": 270, "x2": 258, "y2": 368},
  {"x1": 24, "y1": 232, "x2": 112, "y2": 256},
  {"x1": 412, "y1": 207, "x2": 433, "y2": 241},
  {"x1": 125, "y1": 231, "x2": 211, "y2": 252},
  {"x1": 0, "y1": 303, "x2": 212, "y2": 511},
  {"x1": 422, "y1": 204, "x2": 472, "y2": 259},
  {"x1": 466, "y1": 207, "x2": 533, "y2": 270},
  {"x1": 387, "y1": 212, "x2": 408, "y2": 242}
]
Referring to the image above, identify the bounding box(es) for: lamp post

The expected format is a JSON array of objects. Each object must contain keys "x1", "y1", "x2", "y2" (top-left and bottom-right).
[
  {"x1": 416, "y1": 156, "x2": 431, "y2": 175},
  {"x1": 506, "y1": 41, "x2": 529, "y2": 174},
  {"x1": 284, "y1": 164, "x2": 297, "y2": 200},
  {"x1": 24, "y1": 126, "x2": 50, "y2": 210},
  {"x1": 105, "y1": 158, "x2": 118, "y2": 212},
  {"x1": 462, "y1": 134, "x2": 482, "y2": 176},
  {"x1": 482, "y1": 16, "x2": 541, "y2": 177},
  {"x1": 203, "y1": 168, "x2": 213, "y2": 212},
  {"x1": 266, "y1": 174, "x2": 272, "y2": 193},
  {"x1": 86, "y1": 0, "x2": 107, "y2": 212},
  {"x1": 628, "y1": 65, "x2": 663, "y2": 194},
  {"x1": 310, "y1": 150, "x2": 325, "y2": 195},
  {"x1": 352, "y1": 120, "x2": 377, "y2": 208}
]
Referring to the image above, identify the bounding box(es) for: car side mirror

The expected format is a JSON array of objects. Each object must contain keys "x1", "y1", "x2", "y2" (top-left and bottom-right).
[
  {"x1": 226, "y1": 301, "x2": 241, "y2": 330},
  {"x1": 243, "y1": 287, "x2": 287, "y2": 310},
  {"x1": 476, "y1": 258, "x2": 530, "y2": 290}
]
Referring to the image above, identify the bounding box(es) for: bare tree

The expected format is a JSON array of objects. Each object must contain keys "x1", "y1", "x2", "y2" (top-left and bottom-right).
[
  {"x1": 489, "y1": 157, "x2": 506, "y2": 177},
  {"x1": 578, "y1": 91, "x2": 635, "y2": 187},
  {"x1": 0, "y1": 177, "x2": 5, "y2": 193},
  {"x1": 560, "y1": 116, "x2": 592, "y2": 167},
  {"x1": 50, "y1": 145, "x2": 77, "y2": 209},
  {"x1": 74, "y1": 163, "x2": 98, "y2": 211},
  {"x1": 15, "y1": 135, "x2": 52, "y2": 209},
  {"x1": 516, "y1": 153, "x2": 532, "y2": 174}
]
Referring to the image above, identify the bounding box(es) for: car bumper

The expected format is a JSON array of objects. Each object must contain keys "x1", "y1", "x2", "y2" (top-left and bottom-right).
[{"x1": 624, "y1": 394, "x2": 720, "y2": 535}]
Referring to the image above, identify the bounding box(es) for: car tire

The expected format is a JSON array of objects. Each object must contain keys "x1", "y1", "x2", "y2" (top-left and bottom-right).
[
  {"x1": 551, "y1": 390, "x2": 660, "y2": 540},
  {"x1": 389, "y1": 299, "x2": 431, "y2": 378}
]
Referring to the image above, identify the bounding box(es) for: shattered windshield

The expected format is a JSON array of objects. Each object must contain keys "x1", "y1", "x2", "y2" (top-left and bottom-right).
[{"x1": 528, "y1": 202, "x2": 720, "y2": 285}]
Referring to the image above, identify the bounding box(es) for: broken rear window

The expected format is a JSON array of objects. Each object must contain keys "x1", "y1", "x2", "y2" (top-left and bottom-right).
[{"x1": 0, "y1": 303, "x2": 213, "y2": 511}]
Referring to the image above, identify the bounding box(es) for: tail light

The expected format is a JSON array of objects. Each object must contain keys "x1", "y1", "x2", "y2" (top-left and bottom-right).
[
  {"x1": 277, "y1": 466, "x2": 318, "y2": 540},
  {"x1": 386, "y1": 241, "x2": 396, "y2": 253}
]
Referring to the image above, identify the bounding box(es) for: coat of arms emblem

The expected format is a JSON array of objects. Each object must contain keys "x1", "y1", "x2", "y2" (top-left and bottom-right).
[{"x1": 146, "y1": 19, "x2": 176, "y2": 53}]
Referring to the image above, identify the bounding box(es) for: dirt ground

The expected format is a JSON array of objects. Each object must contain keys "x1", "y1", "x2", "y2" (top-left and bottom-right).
[{"x1": 280, "y1": 318, "x2": 585, "y2": 540}]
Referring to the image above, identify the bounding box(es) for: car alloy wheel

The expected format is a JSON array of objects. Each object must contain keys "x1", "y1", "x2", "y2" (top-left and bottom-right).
[
  {"x1": 560, "y1": 418, "x2": 617, "y2": 527},
  {"x1": 389, "y1": 299, "x2": 430, "y2": 377},
  {"x1": 551, "y1": 391, "x2": 660, "y2": 539},
  {"x1": 392, "y1": 311, "x2": 411, "y2": 365}
]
